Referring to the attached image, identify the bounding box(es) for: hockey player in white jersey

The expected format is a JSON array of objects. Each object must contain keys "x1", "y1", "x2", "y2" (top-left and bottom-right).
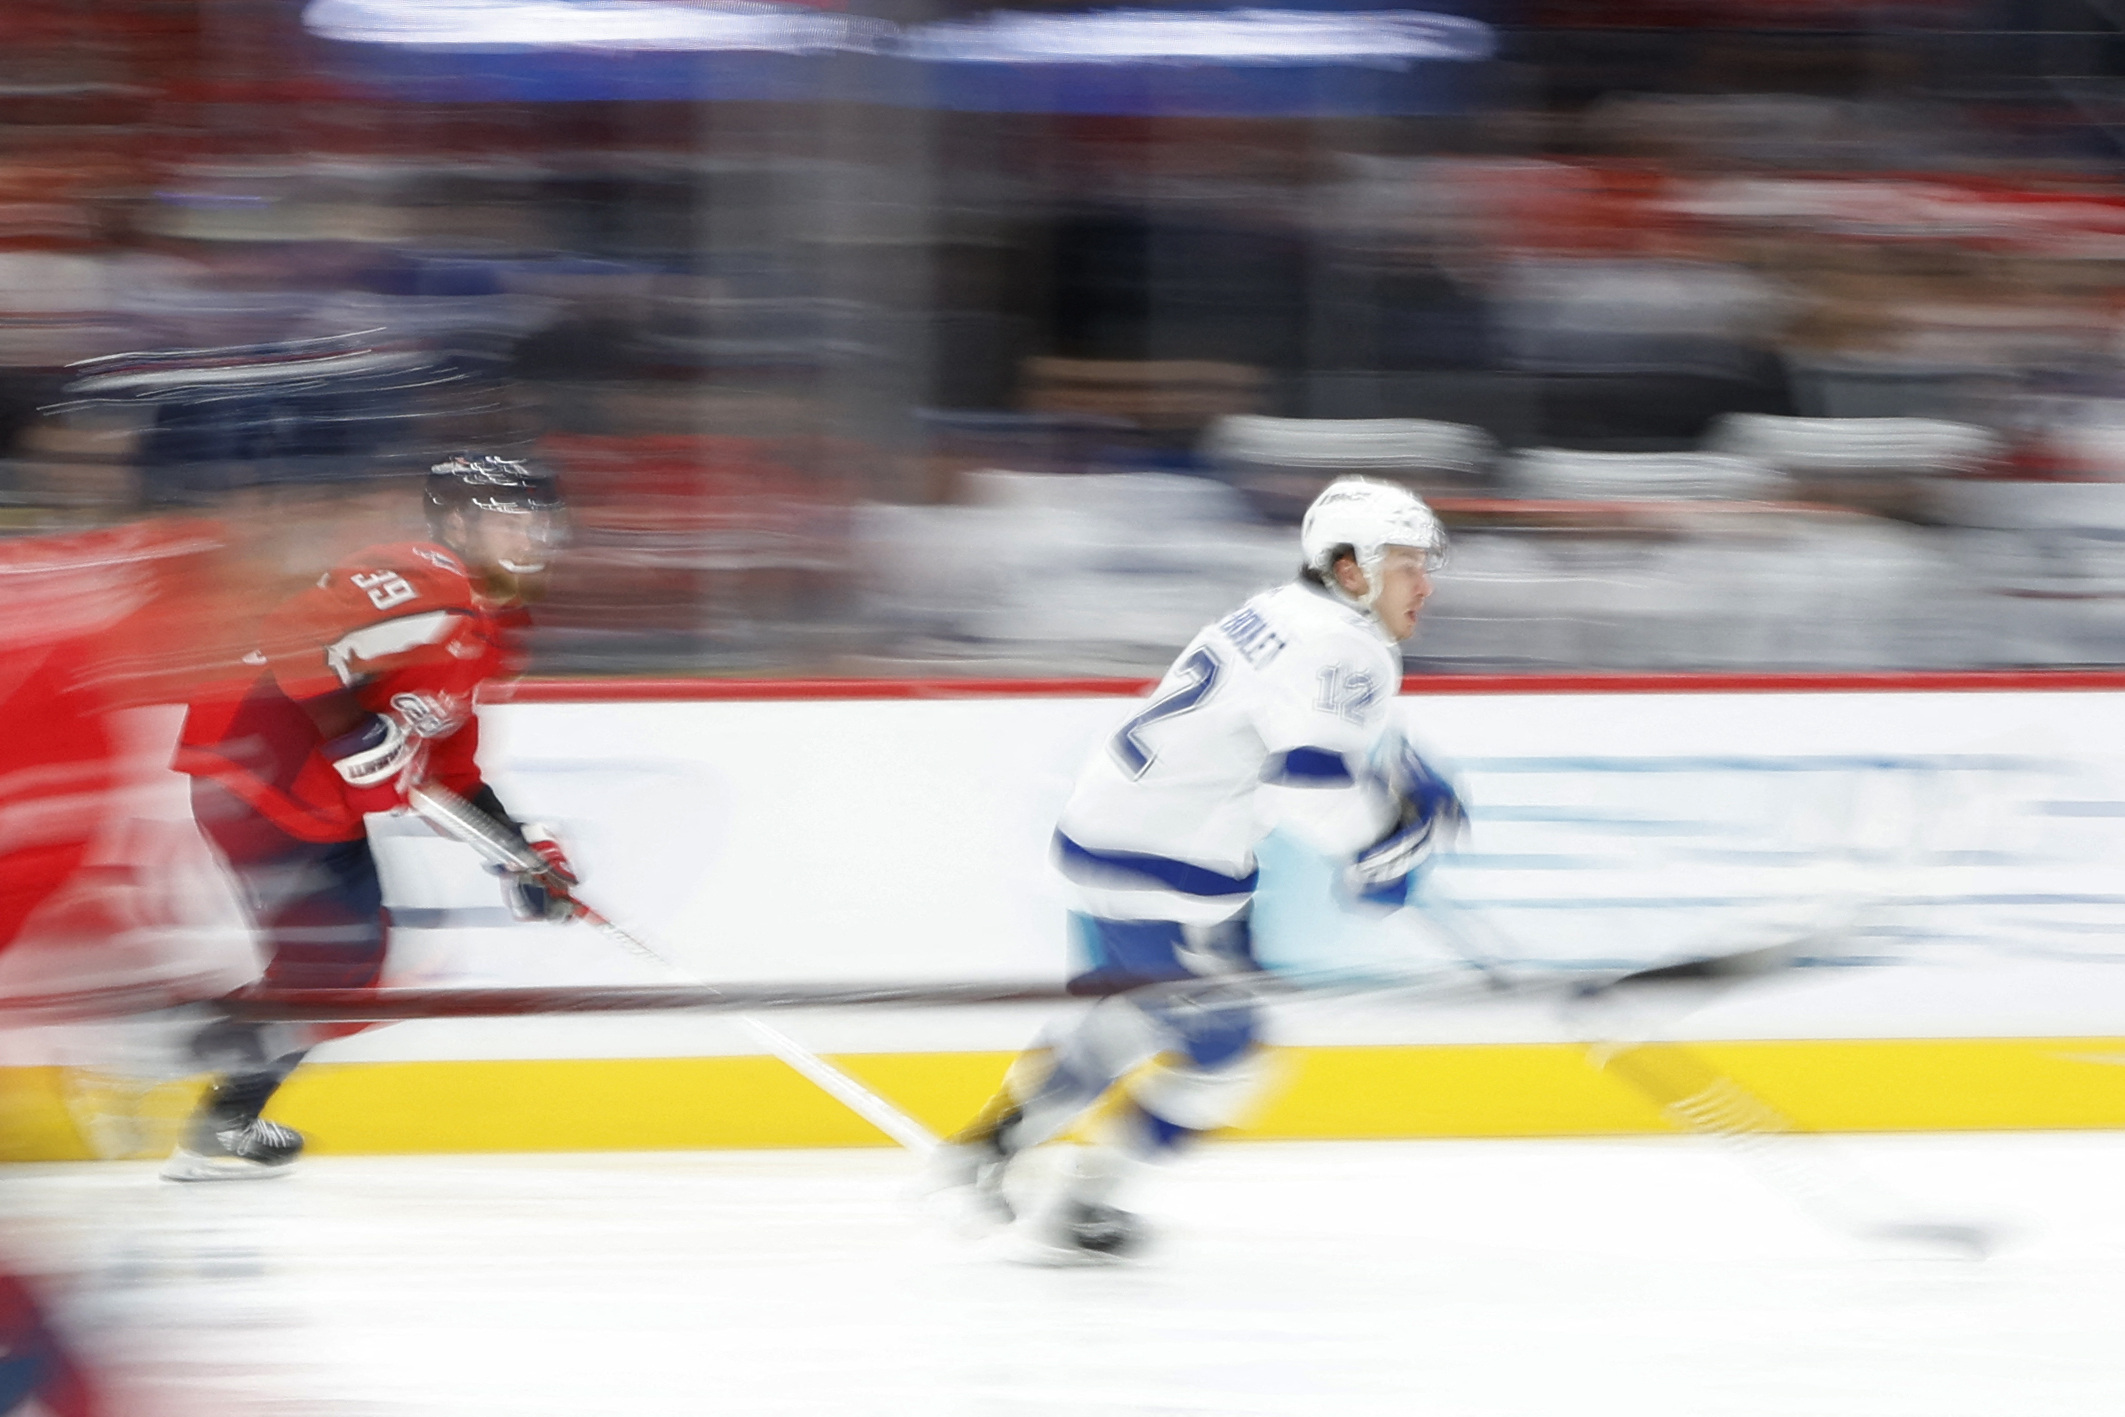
[{"x1": 937, "y1": 476, "x2": 1464, "y2": 1262}]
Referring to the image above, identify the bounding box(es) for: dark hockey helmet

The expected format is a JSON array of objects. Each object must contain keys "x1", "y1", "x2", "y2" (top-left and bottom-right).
[
  {"x1": 425, "y1": 453, "x2": 568, "y2": 583},
  {"x1": 425, "y1": 461, "x2": 565, "y2": 537},
  {"x1": 425, "y1": 453, "x2": 564, "y2": 526}
]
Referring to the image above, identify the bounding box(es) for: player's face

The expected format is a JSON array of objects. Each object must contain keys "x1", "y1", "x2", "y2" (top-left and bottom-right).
[
  {"x1": 452, "y1": 506, "x2": 564, "y2": 604},
  {"x1": 1368, "y1": 545, "x2": 1434, "y2": 642}
]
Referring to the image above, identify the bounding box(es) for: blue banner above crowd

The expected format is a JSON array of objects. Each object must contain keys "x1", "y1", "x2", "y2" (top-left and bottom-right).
[{"x1": 303, "y1": 0, "x2": 1496, "y2": 114}]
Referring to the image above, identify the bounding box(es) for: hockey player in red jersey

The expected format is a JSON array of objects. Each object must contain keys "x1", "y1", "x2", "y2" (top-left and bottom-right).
[
  {"x1": 0, "y1": 521, "x2": 226, "y2": 1414},
  {"x1": 168, "y1": 454, "x2": 576, "y2": 1180}
]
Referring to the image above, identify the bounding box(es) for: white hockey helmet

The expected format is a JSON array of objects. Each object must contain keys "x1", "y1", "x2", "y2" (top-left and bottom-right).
[{"x1": 1300, "y1": 477, "x2": 1446, "y2": 607}]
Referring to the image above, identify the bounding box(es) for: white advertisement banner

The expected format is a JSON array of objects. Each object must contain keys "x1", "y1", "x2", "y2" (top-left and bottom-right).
[
  {"x1": 281, "y1": 687, "x2": 2125, "y2": 1057},
  {"x1": 41, "y1": 687, "x2": 2123, "y2": 1066}
]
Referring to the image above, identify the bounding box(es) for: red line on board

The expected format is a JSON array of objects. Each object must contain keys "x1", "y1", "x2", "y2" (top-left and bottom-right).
[{"x1": 494, "y1": 669, "x2": 2125, "y2": 703}]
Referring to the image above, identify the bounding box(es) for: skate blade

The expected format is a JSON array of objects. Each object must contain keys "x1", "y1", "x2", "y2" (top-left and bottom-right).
[
  {"x1": 921, "y1": 1184, "x2": 1015, "y2": 1239},
  {"x1": 159, "y1": 1148, "x2": 299, "y2": 1183}
]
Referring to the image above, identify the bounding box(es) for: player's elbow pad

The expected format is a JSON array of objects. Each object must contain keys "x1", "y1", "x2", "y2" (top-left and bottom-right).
[{"x1": 324, "y1": 714, "x2": 417, "y2": 789}]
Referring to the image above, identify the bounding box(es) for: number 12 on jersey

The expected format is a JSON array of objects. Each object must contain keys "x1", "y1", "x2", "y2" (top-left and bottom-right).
[{"x1": 1111, "y1": 646, "x2": 1221, "y2": 779}]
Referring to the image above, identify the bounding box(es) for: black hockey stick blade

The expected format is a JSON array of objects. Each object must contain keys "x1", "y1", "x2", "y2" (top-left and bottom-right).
[
  {"x1": 1575, "y1": 938, "x2": 1810, "y2": 1000},
  {"x1": 1860, "y1": 1219, "x2": 2001, "y2": 1261}
]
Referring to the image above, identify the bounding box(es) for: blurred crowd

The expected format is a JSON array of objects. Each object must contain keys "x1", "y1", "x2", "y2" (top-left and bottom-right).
[{"x1": 7, "y1": 1, "x2": 2125, "y2": 672}]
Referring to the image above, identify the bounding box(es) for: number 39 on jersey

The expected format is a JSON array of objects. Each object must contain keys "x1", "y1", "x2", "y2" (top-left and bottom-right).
[{"x1": 350, "y1": 570, "x2": 418, "y2": 611}]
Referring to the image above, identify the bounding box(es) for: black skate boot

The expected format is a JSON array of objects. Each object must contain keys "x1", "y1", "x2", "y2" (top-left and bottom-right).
[
  {"x1": 1006, "y1": 1196, "x2": 1147, "y2": 1266},
  {"x1": 1058, "y1": 1200, "x2": 1143, "y2": 1258},
  {"x1": 1001, "y1": 1138, "x2": 1152, "y2": 1265},
  {"x1": 162, "y1": 1080, "x2": 304, "y2": 1182}
]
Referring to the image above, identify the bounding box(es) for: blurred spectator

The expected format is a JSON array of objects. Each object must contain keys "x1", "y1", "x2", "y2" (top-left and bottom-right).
[{"x1": 6, "y1": 1, "x2": 2125, "y2": 672}]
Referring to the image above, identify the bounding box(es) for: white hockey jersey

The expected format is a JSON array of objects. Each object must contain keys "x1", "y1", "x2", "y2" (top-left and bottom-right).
[{"x1": 1056, "y1": 580, "x2": 1405, "y2": 925}]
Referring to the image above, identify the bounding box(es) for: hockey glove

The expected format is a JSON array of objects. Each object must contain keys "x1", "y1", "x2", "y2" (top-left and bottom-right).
[
  {"x1": 1382, "y1": 740, "x2": 1465, "y2": 827},
  {"x1": 322, "y1": 713, "x2": 426, "y2": 815},
  {"x1": 1346, "y1": 751, "x2": 1466, "y2": 908},
  {"x1": 496, "y1": 823, "x2": 582, "y2": 923}
]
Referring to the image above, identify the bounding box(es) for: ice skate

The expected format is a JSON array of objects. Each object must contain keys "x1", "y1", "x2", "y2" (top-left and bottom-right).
[
  {"x1": 161, "y1": 1108, "x2": 304, "y2": 1182},
  {"x1": 999, "y1": 1197, "x2": 1146, "y2": 1266}
]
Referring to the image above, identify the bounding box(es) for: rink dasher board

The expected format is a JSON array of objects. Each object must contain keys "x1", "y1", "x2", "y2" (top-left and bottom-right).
[
  {"x1": 13, "y1": 682, "x2": 2125, "y2": 1158},
  {"x1": 8, "y1": 1033, "x2": 2125, "y2": 1160},
  {"x1": 458, "y1": 683, "x2": 2125, "y2": 1026}
]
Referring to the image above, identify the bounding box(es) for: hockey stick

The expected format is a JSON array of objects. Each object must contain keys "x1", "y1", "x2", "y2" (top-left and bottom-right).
[
  {"x1": 405, "y1": 785, "x2": 939, "y2": 1152},
  {"x1": 1418, "y1": 895, "x2": 1997, "y2": 1257},
  {"x1": 0, "y1": 971, "x2": 241, "y2": 1024},
  {"x1": 221, "y1": 952, "x2": 1610, "y2": 1023},
  {"x1": 223, "y1": 940, "x2": 1791, "y2": 1023},
  {"x1": 229, "y1": 980, "x2": 1080, "y2": 1019}
]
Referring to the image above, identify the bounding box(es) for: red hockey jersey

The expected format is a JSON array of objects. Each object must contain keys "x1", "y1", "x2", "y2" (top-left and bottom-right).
[
  {"x1": 2, "y1": 518, "x2": 230, "y2": 957},
  {"x1": 175, "y1": 541, "x2": 526, "y2": 843}
]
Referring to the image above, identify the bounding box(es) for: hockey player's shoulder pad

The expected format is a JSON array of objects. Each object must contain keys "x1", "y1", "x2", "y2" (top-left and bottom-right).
[
  {"x1": 264, "y1": 541, "x2": 486, "y2": 701},
  {"x1": 1240, "y1": 590, "x2": 1402, "y2": 789},
  {"x1": 1210, "y1": 596, "x2": 1291, "y2": 670},
  {"x1": 1258, "y1": 585, "x2": 1400, "y2": 713},
  {"x1": 321, "y1": 541, "x2": 479, "y2": 616},
  {"x1": 1285, "y1": 618, "x2": 1400, "y2": 734}
]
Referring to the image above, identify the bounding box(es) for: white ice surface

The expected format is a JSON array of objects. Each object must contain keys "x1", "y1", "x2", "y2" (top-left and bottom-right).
[{"x1": 4, "y1": 1135, "x2": 2125, "y2": 1416}]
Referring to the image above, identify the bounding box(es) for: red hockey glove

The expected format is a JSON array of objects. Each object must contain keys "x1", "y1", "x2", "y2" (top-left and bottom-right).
[{"x1": 499, "y1": 823, "x2": 582, "y2": 923}]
